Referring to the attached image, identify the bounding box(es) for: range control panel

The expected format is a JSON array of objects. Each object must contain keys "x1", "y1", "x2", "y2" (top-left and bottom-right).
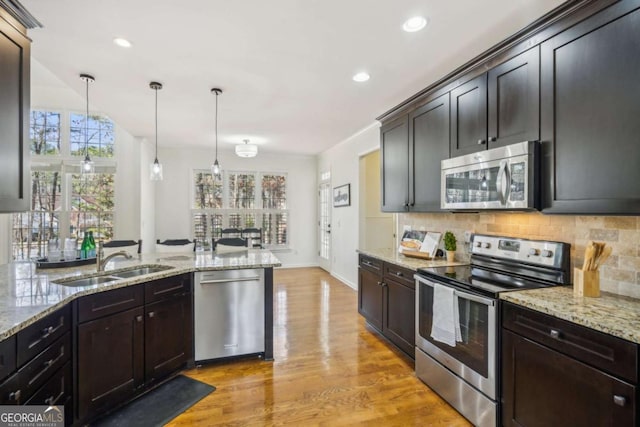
[{"x1": 471, "y1": 234, "x2": 567, "y2": 268}]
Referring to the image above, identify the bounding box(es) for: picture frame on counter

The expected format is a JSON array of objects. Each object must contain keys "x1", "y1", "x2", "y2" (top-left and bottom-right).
[{"x1": 333, "y1": 184, "x2": 350, "y2": 207}]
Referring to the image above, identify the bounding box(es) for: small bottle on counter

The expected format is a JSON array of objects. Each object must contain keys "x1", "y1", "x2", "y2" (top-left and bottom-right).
[
  {"x1": 88, "y1": 231, "x2": 96, "y2": 258},
  {"x1": 80, "y1": 233, "x2": 90, "y2": 259}
]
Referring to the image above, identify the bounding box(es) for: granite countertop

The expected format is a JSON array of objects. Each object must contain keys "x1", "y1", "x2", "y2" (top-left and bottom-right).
[
  {"x1": 501, "y1": 287, "x2": 640, "y2": 345},
  {"x1": 357, "y1": 248, "x2": 468, "y2": 271},
  {"x1": 0, "y1": 250, "x2": 281, "y2": 341}
]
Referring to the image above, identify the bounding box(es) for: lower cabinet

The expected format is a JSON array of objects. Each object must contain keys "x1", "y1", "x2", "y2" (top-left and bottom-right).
[
  {"x1": 502, "y1": 302, "x2": 638, "y2": 426},
  {"x1": 76, "y1": 273, "x2": 193, "y2": 424},
  {"x1": 358, "y1": 255, "x2": 415, "y2": 358}
]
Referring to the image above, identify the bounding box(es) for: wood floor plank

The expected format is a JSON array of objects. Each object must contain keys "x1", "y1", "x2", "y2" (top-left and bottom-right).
[{"x1": 168, "y1": 267, "x2": 470, "y2": 426}]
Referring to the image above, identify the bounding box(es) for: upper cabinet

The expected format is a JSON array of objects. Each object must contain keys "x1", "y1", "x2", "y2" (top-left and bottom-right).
[
  {"x1": 0, "y1": 3, "x2": 38, "y2": 212},
  {"x1": 381, "y1": 94, "x2": 450, "y2": 213},
  {"x1": 541, "y1": 1, "x2": 640, "y2": 214},
  {"x1": 450, "y1": 47, "x2": 540, "y2": 157}
]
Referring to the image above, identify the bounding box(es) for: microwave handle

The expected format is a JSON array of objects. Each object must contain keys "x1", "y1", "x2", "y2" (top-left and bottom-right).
[
  {"x1": 415, "y1": 276, "x2": 495, "y2": 306},
  {"x1": 496, "y1": 161, "x2": 511, "y2": 205}
]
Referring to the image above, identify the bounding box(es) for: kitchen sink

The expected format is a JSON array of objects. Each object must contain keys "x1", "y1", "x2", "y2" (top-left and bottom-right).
[
  {"x1": 54, "y1": 275, "x2": 120, "y2": 287},
  {"x1": 111, "y1": 265, "x2": 174, "y2": 278}
]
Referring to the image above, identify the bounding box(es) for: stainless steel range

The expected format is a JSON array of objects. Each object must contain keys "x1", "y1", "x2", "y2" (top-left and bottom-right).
[{"x1": 414, "y1": 234, "x2": 570, "y2": 427}]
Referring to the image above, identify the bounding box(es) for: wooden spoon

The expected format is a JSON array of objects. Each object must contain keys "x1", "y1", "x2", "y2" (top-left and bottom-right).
[
  {"x1": 594, "y1": 245, "x2": 613, "y2": 270},
  {"x1": 582, "y1": 244, "x2": 595, "y2": 271}
]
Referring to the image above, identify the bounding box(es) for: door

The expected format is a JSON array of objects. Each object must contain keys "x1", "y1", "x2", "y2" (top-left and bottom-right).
[
  {"x1": 409, "y1": 93, "x2": 450, "y2": 211},
  {"x1": 382, "y1": 277, "x2": 415, "y2": 356},
  {"x1": 145, "y1": 295, "x2": 192, "y2": 386},
  {"x1": 502, "y1": 329, "x2": 636, "y2": 427},
  {"x1": 358, "y1": 267, "x2": 383, "y2": 330},
  {"x1": 450, "y1": 74, "x2": 488, "y2": 157},
  {"x1": 380, "y1": 115, "x2": 409, "y2": 212},
  {"x1": 318, "y1": 180, "x2": 331, "y2": 272},
  {"x1": 488, "y1": 46, "x2": 539, "y2": 148},
  {"x1": 77, "y1": 306, "x2": 144, "y2": 421},
  {"x1": 541, "y1": 1, "x2": 640, "y2": 214}
]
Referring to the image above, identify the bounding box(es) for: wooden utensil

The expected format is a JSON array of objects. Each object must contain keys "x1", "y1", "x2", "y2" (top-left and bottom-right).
[
  {"x1": 594, "y1": 245, "x2": 612, "y2": 270},
  {"x1": 582, "y1": 243, "x2": 595, "y2": 271}
]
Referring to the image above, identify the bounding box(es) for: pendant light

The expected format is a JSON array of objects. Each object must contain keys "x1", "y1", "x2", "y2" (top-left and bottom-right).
[
  {"x1": 235, "y1": 139, "x2": 258, "y2": 158},
  {"x1": 149, "y1": 81, "x2": 163, "y2": 181},
  {"x1": 211, "y1": 88, "x2": 222, "y2": 176},
  {"x1": 80, "y1": 74, "x2": 95, "y2": 174}
]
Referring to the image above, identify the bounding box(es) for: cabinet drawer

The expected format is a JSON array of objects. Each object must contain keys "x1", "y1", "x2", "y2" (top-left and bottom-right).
[
  {"x1": 26, "y1": 361, "x2": 72, "y2": 427},
  {"x1": 145, "y1": 273, "x2": 191, "y2": 304},
  {"x1": 359, "y1": 255, "x2": 382, "y2": 275},
  {"x1": 503, "y1": 302, "x2": 638, "y2": 383},
  {"x1": 383, "y1": 263, "x2": 415, "y2": 289},
  {"x1": 0, "y1": 371, "x2": 20, "y2": 404},
  {"x1": 17, "y1": 305, "x2": 70, "y2": 367},
  {"x1": 78, "y1": 285, "x2": 144, "y2": 323},
  {"x1": 18, "y1": 332, "x2": 70, "y2": 402},
  {"x1": 0, "y1": 336, "x2": 16, "y2": 382}
]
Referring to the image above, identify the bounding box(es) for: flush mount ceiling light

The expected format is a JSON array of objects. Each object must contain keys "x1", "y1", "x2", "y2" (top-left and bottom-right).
[
  {"x1": 149, "y1": 81, "x2": 163, "y2": 181},
  {"x1": 403, "y1": 16, "x2": 428, "y2": 32},
  {"x1": 113, "y1": 37, "x2": 132, "y2": 48},
  {"x1": 211, "y1": 88, "x2": 222, "y2": 176},
  {"x1": 80, "y1": 73, "x2": 95, "y2": 174},
  {"x1": 352, "y1": 72, "x2": 370, "y2": 82},
  {"x1": 235, "y1": 139, "x2": 258, "y2": 158}
]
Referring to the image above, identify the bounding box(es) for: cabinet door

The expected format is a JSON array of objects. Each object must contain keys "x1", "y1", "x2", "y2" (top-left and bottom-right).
[
  {"x1": 541, "y1": 2, "x2": 640, "y2": 213},
  {"x1": 0, "y1": 15, "x2": 29, "y2": 212},
  {"x1": 77, "y1": 307, "x2": 144, "y2": 422},
  {"x1": 382, "y1": 278, "x2": 415, "y2": 357},
  {"x1": 502, "y1": 329, "x2": 636, "y2": 427},
  {"x1": 409, "y1": 94, "x2": 450, "y2": 212},
  {"x1": 145, "y1": 294, "x2": 192, "y2": 387},
  {"x1": 488, "y1": 47, "x2": 539, "y2": 149},
  {"x1": 358, "y1": 268, "x2": 383, "y2": 330},
  {"x1": 450, "y1": 74, "x2": 487, "y2": 157},
  {"x1": 380, "y1": 115, "x2": 409, "y2": 212}
]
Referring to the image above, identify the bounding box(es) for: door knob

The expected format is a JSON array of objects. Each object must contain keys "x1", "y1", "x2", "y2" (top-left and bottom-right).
[
  {"x1": 488, "y1": 136, "x2": 497, "y2": 142},
  {"x1": 477, "y1": 139, "x2": 485, "y2": 145}
]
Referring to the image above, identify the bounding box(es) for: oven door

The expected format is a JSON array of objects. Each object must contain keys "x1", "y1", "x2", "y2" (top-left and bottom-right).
[{"x1": 415, "y1": 275, "x2": 497, "y2": 399}]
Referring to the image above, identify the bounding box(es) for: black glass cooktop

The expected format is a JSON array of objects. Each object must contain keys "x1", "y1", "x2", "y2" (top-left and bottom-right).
[{"x1": 417, "y1": 264, "x2": 559, "y2": 298}]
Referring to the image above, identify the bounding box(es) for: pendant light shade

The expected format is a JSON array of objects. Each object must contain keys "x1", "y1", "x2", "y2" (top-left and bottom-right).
[
  {"x1": 211, "y1": 88, "x2": 222, "y2": 176},
  {"x1": 235, "y1": 139, "x2": 258, "y2": 158},
  {"x1": 149, "y1": 81, "x2": 163, "y2": 181},
  {"x1": 80, "y1": 74, "x2": 95, "y2": 174}
]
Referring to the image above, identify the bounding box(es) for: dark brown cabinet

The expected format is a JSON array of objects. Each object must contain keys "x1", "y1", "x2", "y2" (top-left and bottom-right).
[
  {"x1": 502, "y1": 302, "x2": 638, "y2": 427},
  {"x1": 541, "y1": 1, "x2": 640, "y2": 214},
  {"x1": 0, "y1": 7, "x2": 30, "y2": 212},
  {"x1": 358, "y1": 255, "x2": 415, "y2": 358},
  {"x1": 381, "y1": 94, "x2": 449, "y2": 213},
  {"x1": 380, "y1": 116, "x2": 409, "y2": 212},
  {"x1": 77, "y1": 305, "x2": 145, "y2": 421},
  {"x1": 450, "y1": 74, "x2": 487, "y2": 157}
]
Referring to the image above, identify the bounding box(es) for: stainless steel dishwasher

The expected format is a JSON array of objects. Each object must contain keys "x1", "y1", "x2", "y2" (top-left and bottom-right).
[{"x1": 194, "y1": 269, "x2": 265, "y2": 362}]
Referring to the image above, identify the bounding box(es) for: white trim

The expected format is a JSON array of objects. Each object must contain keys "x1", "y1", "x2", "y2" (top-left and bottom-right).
[
  {"x1": 275, "y1": 262, "x2": 320, "y2": 269},
  {"x1": 331, "y1": 271, "x2": 357, "y2": 291}
]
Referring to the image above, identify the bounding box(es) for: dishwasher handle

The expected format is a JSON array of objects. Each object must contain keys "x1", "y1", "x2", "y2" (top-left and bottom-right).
[{"x1": 199, "y1": 276, "x2": 261, "y2": 285}]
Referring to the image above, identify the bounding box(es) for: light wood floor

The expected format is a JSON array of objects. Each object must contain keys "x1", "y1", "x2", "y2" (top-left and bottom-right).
[{"x1": 169, "y1": 267, "x2": 470, "y2": 426}]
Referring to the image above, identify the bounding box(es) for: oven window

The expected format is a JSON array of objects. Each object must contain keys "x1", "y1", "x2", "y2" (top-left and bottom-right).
[{"x1": 418, "y1": 283, "x2": 489, "y2": 378}]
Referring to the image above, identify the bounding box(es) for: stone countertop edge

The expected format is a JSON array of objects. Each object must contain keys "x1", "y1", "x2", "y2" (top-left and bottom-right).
[
  {"x1": 500, "y1": 286, "x2": 640, "y2": 345},
  {"x1": 356, "y1": 248, "x2": 468, "y2": 271},
  {"x1": 0, "y1": 249, "x2": 282, "y2": 341}
]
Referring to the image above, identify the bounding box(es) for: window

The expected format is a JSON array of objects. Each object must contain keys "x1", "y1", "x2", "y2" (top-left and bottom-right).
[
  {"x1": 11, "y1": 110, "x2": 116, "y2": 260},
  {"x1": 192, "y1": 170, "x2": 289, "y2": 249}
]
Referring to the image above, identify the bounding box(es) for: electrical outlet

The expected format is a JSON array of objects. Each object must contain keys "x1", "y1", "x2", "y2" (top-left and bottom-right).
[{"x1": 464, "y1": 230, "x2": 473, "y2": 243}]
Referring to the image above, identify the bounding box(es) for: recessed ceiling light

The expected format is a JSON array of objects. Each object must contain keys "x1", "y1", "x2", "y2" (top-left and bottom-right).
[
  {"x1": 403, "y1": 16, "x2": 428, "y2": 32},
  {"x1": 352, "y1": 72, "x2": 370, "y2": 83},
  {"x1": 113, "y1": 37, "x2": 132, "y2": 48}
]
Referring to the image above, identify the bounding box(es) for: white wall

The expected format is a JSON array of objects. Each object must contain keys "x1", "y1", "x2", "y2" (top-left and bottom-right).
[
  {"x1": 139, "y1": 138, "x2": 156, "y2": 253},
  {"x1": 154, "y1": 146, "x2": 318, "y2": 267},
  {"x1": 317, "y1": 122, "x2": 381, "y2": 289}
]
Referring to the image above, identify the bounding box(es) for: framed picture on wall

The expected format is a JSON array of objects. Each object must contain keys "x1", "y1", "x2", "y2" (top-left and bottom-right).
[{"x1": 333, "y1": 184, "x2": 350, "y2": 207}]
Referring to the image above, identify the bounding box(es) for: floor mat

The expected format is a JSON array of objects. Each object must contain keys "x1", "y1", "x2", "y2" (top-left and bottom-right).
[{"x1": 93, "y1": 375, "x2": 215, "y2": 426}]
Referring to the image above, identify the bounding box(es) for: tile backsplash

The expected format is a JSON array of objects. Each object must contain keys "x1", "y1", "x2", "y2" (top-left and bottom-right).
[{"x1": 399, "y1": 212, "x2": 640, "y2": 298}]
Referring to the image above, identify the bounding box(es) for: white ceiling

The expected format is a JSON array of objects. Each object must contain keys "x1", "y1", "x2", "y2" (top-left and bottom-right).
[{"x1": 23, "y1": 0, "x2": 564, "y2": 155}]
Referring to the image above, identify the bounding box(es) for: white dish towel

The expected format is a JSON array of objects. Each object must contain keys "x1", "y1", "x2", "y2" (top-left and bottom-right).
[{"x1": 430, "y1": 283, "x2": 462, "y2": 347}]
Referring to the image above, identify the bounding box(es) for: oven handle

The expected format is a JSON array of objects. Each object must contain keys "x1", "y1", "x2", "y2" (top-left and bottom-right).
[{"x1": 415, "y1": 276, "x2": 495, "y2": 306}]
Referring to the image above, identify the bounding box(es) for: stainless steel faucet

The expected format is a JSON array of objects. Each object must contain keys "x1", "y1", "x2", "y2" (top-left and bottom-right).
[{"x1": 97, "y1": 241, "x2": 133, "y2": 271}]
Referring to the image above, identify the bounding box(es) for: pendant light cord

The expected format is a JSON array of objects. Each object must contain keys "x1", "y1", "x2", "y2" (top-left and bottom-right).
[
  {"x1": 85, "y1": 78, "x2": 89, "y2": 158},
  {"x1": 215, "y1": 90, "x2": 218, "y2": 159},
  {"x1": 155, "y1": 86, "x2": 158, "y2": 159}
]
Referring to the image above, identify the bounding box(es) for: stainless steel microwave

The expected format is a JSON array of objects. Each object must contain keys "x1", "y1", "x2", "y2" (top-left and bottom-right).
[{"x1": 441, "y1": 141, "x2": 540, "y2": 210}]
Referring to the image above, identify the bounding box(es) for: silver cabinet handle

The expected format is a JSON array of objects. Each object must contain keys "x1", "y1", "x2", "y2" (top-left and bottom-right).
[
  {"x1": 613, "y1": 395, "x2": 626, "y2": 406},
  {"x1": 395, "y1": 271, "x2": 403, "y2": 277},
  {"x1": 136, "y1": 315, "x2": 143, "y2": 322},
  {"x1": 550, "y1": 329, "x2": 560, "y2": 339},
  {"x1": 477, "y1": 139, "x2": 485, "y2": 145},
  {"x1": 488, "y1": 136, "x2": 497, "y2": 142},
  {"x1": 148, "y1": 312, "x2": 155, "y2": 318}
]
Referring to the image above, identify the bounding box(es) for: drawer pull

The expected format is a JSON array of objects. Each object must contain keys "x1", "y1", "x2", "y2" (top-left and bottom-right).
[
  {"x1": 613, "y1": 395, "x2": 626, "y2": 407},
  {"x1": 42, "y1": 326, "x2": 54, "y2": 338},
  {"x1": 9, "y1": 390, "x2": 21, "y2": 403},
  {"x1": 377, "y1": 281, "x2": 382, "y2": 287},
  {"x1": 148, "y1": 312, "x2": 155, "y2": 318},
  {"x1": 395, "y1": 271, "x2": 403, "y2": 277},
  {"x1": 45, "y1": 389, "x2": 64, "y2": 406},
  {"x1": 136, "y1": 315, "x2": 143, "y2": 323},
  {"x1": 549, "y1": 329, "x2": 561, "y2": 339}
]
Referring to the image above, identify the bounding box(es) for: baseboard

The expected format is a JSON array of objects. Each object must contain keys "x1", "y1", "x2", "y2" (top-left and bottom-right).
[
  {"x1": 331, "y1": 271, "x2": 357, "y2": 290},
  {"x1": 276, "y1": 263, "x2": 320, "y2": 269}
]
